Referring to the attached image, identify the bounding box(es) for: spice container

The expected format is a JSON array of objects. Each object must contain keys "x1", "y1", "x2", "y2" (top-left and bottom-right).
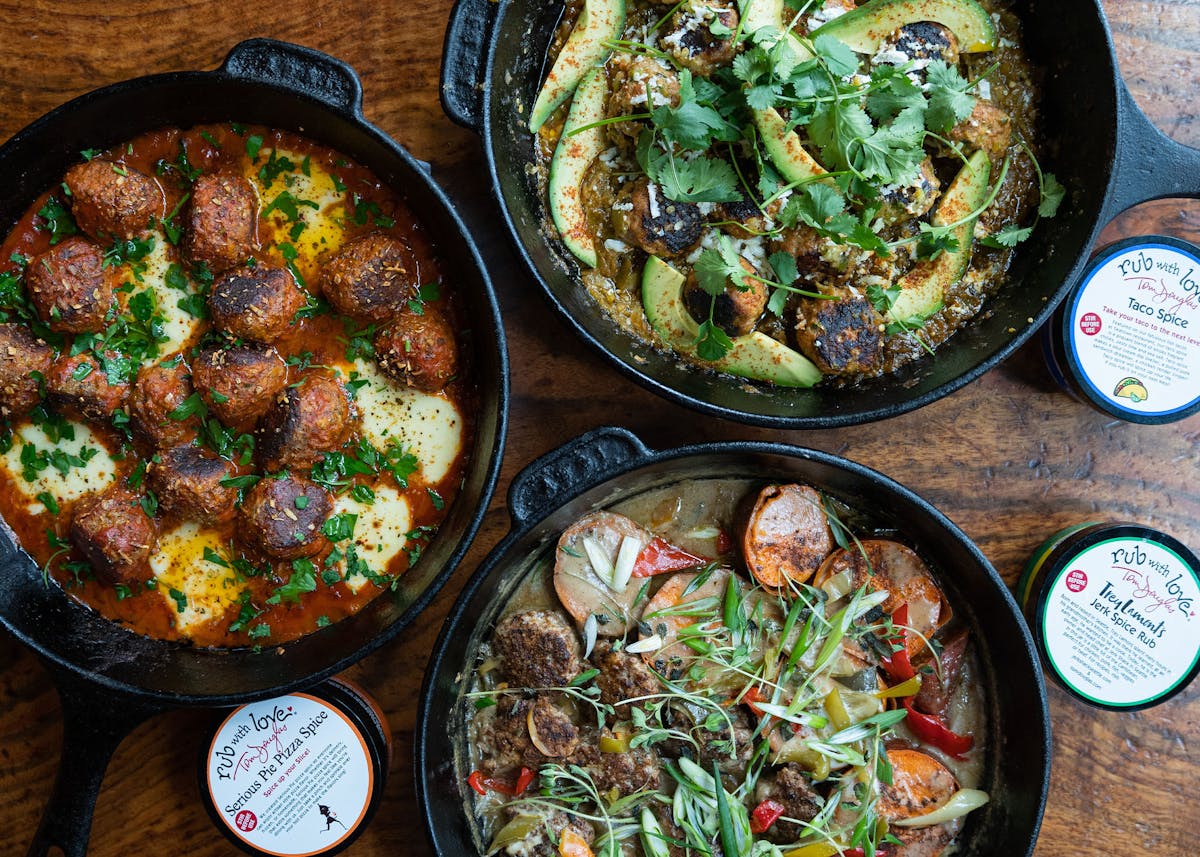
[
  {"x1": 1043, "y1": 236, "x2": 1200, "y2": 424},
  {"x1": 199, "y1": 678, "x2": 391, "y2": 856},
  {"x1": 1018, "y1": 522, "x2": 1200, "y2": 710}
]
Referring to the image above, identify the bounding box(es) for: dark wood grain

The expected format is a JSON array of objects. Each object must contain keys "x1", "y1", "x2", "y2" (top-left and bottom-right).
[{"x1": 0, "y1": 2, "x2": 1197, "y2": 855}]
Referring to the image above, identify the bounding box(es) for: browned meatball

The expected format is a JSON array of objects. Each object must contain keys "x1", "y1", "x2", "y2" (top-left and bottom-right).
[
  {"x1": 794, "y1": 295, "x2": 885, "y2": 377},
  {"x1": 69, "y1": 486, "x2": 157, "y2": 587},
  {"x1": 130, "y1": 359, "x2": 199, "y2": 448},
  {"x1": 682, "y1": 257, "x2": 767, "y2": 337},
  {"x1": 239, "y1": 475, "x2": 332, "y2": 560},
  {"x1": 948, "y1": 101, "x2": 1013, "y2": 163},
  {"x1": 184, "y1": 173, "x2": 259, "y2": 273},
  {"x1": 574, "y1": 741, "x2": 661, "y2": 796},
  {"x1": 879, "y1": 158, "x2": 941, "y2": 226},
  {"x1": 45, "y1": 352, "x2": 129, "y2": 421},
  {"x1": 148, "y1": 445, "x2": 238, "y2": 525},
  {"x1": 616, "y1": 178, "x2": 703, "y2": 259},
  {"x1": 25, "y1": 237, "x2": 113, "y2": 334},
  {"x1": 659, "y1": 0, "x2": 739, "y2": 76},
  {"x1": 63, "y1": 160, "x2": 164, "y2": 241},
  {"x1": 592, "y1": 642, "x2": 660, "y2": 711},
  {"x1": 754, "y1": 764, "x2": 822, "y2": 843},
  {"x1": 0, "y1": 324, "x2": 53, "y2": 419},
  {"x1": 209, "y1": 265, "x2": 306, "y2": 344},
  {"x1": 605, "y1": 54, "x2": 681, "y2": 142},
  {"x1": 191, "y1": 345, "x2": 288, "y2": 429},
  {"x1": 373, "y1": 307, "x2": 458, "y2": 392},
  {"x1": 257, "y1": 373, "x2": 353, "y2": 470},
  {"x1": 876, "y1": 21, "x2": 961, "y2": 70},
  {"x1": 492, "y1": 610, "x2": 583, "y2": 689},
  {"x1": 320, "y1": 233, "x2": 420, "y2": 322}
]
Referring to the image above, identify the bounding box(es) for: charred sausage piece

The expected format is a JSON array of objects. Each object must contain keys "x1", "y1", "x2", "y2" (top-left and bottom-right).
[
  {"x1": 948, "y1": 101, "x2": 1013, "y2": 163},
  {"x1": 912, "y1": 627, "x2": 970, "y2": 717},
  {"x1": 0, "y1": 323, "x2": 53, "y2": 419},
  {"x1": 526, "y1": 696, "x2": 580, "y2": 758},
  {"x1": 754, "y1": 764, "x2": 823, "y2": 843},
  {"x1": 25, "y1": 237, "x2": 113, "y2": 334},
  {"x1": 875, "y1": 22, "x2": 961, "y2": 70},
  {"x1": 63, "y1": 160, "x2": 164, "y2": 241},
  {"x1": 257, "y1": 373, "x2": 353, "y2": 470},
  {"x1": 239, "y1": 474, "x2": 332, "y2": 560},
  {"x1": 191, "y1": 344, "x2": 288, "y2": 429},
  {"x1": 659, "y1": 0, "x2": 740, "y2": 76},
  {"x1": 149, "y1": 445, "x2": 238, "y2": 525},
  {"x1": 617, "y1": 178, "x2": 703, "y2": 259},
  {"x1": 492, "y1": 610, "x2": 583, "y2": 689},
  {"x1": 373, "y1": 307, "x2": 458, "y2": 392},
  {"x1": 794, "y1": 295, "x2": 885, "y2": 377},
  {"x1": 69, "y1": 486, "x2": 157, "y2": 586},
  {"x1": 606, "y1": 54, "x2": 681, "y2": 142},
  {"x1": 130, "y1": 359, "x2": 200, "y2": 448},
  {"x1": 184, "y1": 173, "x2": 259, "y2": 273},
  {"x1": 683, "y1": 257, "x2": 767, "y2": 337},
  {"x1": 741, "y1": 483, "x2": 833, "y2": 589},
  {"x1": 209, "y1": 265, "x2": 305, "y2": 344},
  {"x1": 593, "y1": 641, "x2": 660, "y2": 711},
  {"x1": 320, "y1": 233, "x2": 420, "y2": 322},
  {"x1": 45, "y1": 352, "x2": 129, "y2": 421}
]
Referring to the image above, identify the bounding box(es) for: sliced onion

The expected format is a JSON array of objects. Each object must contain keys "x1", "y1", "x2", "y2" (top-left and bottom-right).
[
  {"x1": 626, "y1": 633, "x2": 663, "y2": 654},
  {"x1": 893, "y1": 789, "x2": 990, "y2": 828},
  {"x1": 581, "y1": 613, "x2": 598, "y2": 660},
  {"x1": 487, "y1": 814, "x2": 543, "y2": 854},
  {"x1": 526, "y1": 707, "x2": 566, "y2": 757},
  {"x1": 582, "y1": 536, "x2": 614, "y2": 586},
  {"x1": 820, "y1": 568, "x2": 853, "y2": 600},
  {"x1": 610, "y1": 535, "x2": 642, "y2": 592}
]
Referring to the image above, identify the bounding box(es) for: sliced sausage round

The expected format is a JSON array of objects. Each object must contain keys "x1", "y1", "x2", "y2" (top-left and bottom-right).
[
  {"x1": 374, "y1": 306, "x2": 458, "y2": 392},
  {"x1": 0, "y1": 323, "x2": 53, "y2": 419},
  {"x1": 130, "y1": 359, "x2": 199, "y2": 448},
  {"x1": 45, "y1": 352, "x2": 129, "y2": 422},
  {"x1": 69, "y1": 486, "x2": 157, "y2": 586},
  {"x1": 148, "y1": 445, "x2": 238, "y2": 525},
  {"x1": 319, "y1": 232, "x2": 420, "y2": 322},
  {"x1": 257, "y1": 373, "x2": 353, "y2": 470},
  {"x1": 191, "y1": 345, "x2": 288, "y2": 429},
  {"x1": 184, "y1": 173, "x2": 259, "y2": 273},
  {"x1": 63, "y1": 160, "x2": 164, "y2": 241},
  {"x1": 553, "y1": 511, "x2": 655, "y2": 637},
  {"x1": 239, "y1": 475, "x2": 333, "y2": 560},
  {"x1": 25, "y1": 237, "x2": 113, "y2": 334},
  {"x1": 209, "y1": 265, "x2": 306, "y2": 344},
  {"x1": 741, "y1": 483, "x2": 833, "y2": 589}
]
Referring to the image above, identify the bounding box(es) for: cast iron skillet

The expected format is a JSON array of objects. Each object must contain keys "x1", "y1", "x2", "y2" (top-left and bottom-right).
[
  {"x1": 441, "y1": 0, "x2": 1200, "y2": 427},
  {"x1": 0, "y1": 39, "x2": 509, "y2": 857},
  {"x1": 416, "y1": 427, "x2": 1051, "y2": 855}
]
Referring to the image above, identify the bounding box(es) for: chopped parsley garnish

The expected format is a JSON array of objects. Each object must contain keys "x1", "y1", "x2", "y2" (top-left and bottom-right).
[
  {"x1": 267, "y1": 558, "x2": 318, "y2": 605},
  {"x1": 168, "y1": 587, "x2": 187, "y2": 613},
  {"x1": 35, "y1": 197, "x2": 78, "y2": 245}
]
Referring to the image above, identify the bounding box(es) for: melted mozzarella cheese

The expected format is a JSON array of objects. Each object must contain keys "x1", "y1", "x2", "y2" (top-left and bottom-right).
[
  {"x1": 131, "y1": 233, "x2": 203, "y2": 357},
  {"x1": 330, "y1": 485, "x2": 411, "y2": 594},
  {"x1": 150, "y1": 522, "x2": 244, "y2": 633},
  {"x1": 3, "y1": 421, "x2": 117, "y2": 511},
  {"x1": 351, "y1": 358, "x2": 463, "y2": 484}
]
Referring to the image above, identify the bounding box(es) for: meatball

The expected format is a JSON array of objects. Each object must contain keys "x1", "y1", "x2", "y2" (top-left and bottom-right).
[
  {"x1": 191, "y1": 345, "x2": 288, "y2": 428},
  {"x1": 696, "y1": 706, "x2": 756, "y2": 778},
  {"x1": 880, "y1": 158, "x2": 942, "y2": 225},
  {"x1": 25, "y1": 237, "x2": 113, "y2": 334},
  {"x1": 239, "y1": 475, "x2": 333, "y2": 560},
  {"x1": 130, "y1": 359, "x2": 199, "y2": 448},
  {"x1": 606, "y1": 54, "x2": 681, "y2": 142},
  {"x1": 45, "y1": 352, "x2": 129, "y2": 421},
  {"x1": 875, "y1": 22, "x2": 961, "y2": 71},
  {"x1": 63, "y1": 160, "x2": 164, "y2": 241},
  {"x1": 319, "y1": 233, "x2": 420, "y2": 322},
  {"x1": 659, "y1": 0, "x2": 740, "y2": 76},
  {"x1": 683, "y1": 257, "x2": 768, "y2": 337},
  {"x1": 148, "y1": 445, "x2": 238, "y2": 525},
  {"x1": 574, "y1": 740, "x2": 662, "y2": 796},
  {"x1": 616, "y1": 179, "x2": 703, "y2": 259},
  {"x1": 257, "y1": 373, "x2": 353, "y2": 470},
  {"x1": 473, "y1": 697, "x2": 550, "y2": 777},
  {"x1": 69, "y1": 486, "x2": 157, "y2": 587},
  {"x1": 0, "y1": 324, "x2": 53, "y2": 419},
  {"x1": 184, "y1": 173, "x2": 259, "y2": 273},
  {"x1": 794, "y1": 295, "x2": 885, "y2": 377},
  {"x1": 374, "y1": 307, "x2": 458, "y2": 392},
  {"x1": 593, "y1": 642, "x2": 661, "y2": 711},
  {"x1": 754, "y1": 764, "x2": 822, "y2": 843},
  {"x1": 526, "y1": 696, "x2": 580, "y2": 758},
  {"x1": 492, "y1": 610, "x2": 583, "y2": 690},
  {"x1": 948, "y1": 101, "x2": 1014, "y2": 163},
  {"x1": 209, "y1": 265, "x2": 306, "y2": 344}
]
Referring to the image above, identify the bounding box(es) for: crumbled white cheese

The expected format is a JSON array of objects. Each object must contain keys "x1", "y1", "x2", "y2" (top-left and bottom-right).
[
  {"x1": 647, "y1": 182, "x2": 662, "y2": 219},
  {"x1": 612, "y1": 201, "x2": 635, "y2": 212},
  {"x1": 977, "y1": 80, "x2": 992, "y2": 101},
  {"x1": 810, "y1": 2, "x2": 849, "y2": 25},
  {"x1": 872, "y1": 47, "x2": 911, "y2": 67},
  {"x1": 696, "y1": 201, "x2": 717, "y2": 216},
  {"x1": 604, "y1": 239, "x2": 631, "y2": 253}
]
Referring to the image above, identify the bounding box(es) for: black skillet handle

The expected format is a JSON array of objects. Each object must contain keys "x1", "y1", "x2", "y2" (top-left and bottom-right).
[
  {"x1": 26, "y1": 667, "x2": 167, "y2": 857},
  {"x1": 1104, "y1": 80, "x2": 1200, "y2": 218},
  {"x1": 506, "y1": 427, "x2": 653, "y2": 527},
  {"x1": 440, "y1": 0, "x2": 501, "y2": 131},
  {"x1": 220, "y1": 38, "x2": 365, "y2": 118}
]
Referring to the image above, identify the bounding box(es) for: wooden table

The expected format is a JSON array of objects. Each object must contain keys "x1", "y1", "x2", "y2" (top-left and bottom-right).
[{"x1": 0, "y1": 1, "x2": 1196, "y2": 854}]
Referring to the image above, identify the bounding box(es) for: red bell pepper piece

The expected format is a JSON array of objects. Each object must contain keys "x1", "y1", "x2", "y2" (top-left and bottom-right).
[
  {"x1": 632, "y1": 537, "x2": 706, "y2": 577},
  {"x1": 467, "y1": 771, "x2": 487, "y2": 795},
  {"x1": 879, "y1": 604, "x2": 916, "y2": 682},
  {"x1": 514, "y1": 766, "x2": 535, "y2": 796},
  {"x1": 467, "y1": 770, "x2": 517, "y2": 796},
  {"x1": 903, "y1": 698, "x2": 974, "y2": 759},
  {"x1": 716, "y1": 528, "x2": 733, "y2": 555},
  {"x1": 749, "y1": 799, "x2": 786, "y2": 834},
  {"x1": 742, "y1": 686, "x2": 768, "y2": 718}
]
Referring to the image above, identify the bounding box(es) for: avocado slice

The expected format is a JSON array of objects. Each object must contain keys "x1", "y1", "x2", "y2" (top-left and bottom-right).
[
  {"x1": 641, "y1": 255, "x2": 823, "y2": 387},
  {"x1": 742, "y1": 0, "x2": 784, "y2": 34},
  {"x1": 754, "y1": 104, "x2": 827, "y2": 186},
  {"x1": 548, "y1": 68, "x2": 609, "y2": 268},
  {"x1": 887, "y1": 149, "x2": 991, "y2": 324},
  {"x1": 810, "y1": 0, "x2": 998, "y2": 54},
  {"x1": 529, "y1": 0, "x2": 626, "y2": 133}
]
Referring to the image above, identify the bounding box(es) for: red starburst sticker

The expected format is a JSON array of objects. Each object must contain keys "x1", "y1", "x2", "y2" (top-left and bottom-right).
[
  {"x1": 1065, "y1": 569, "x2": 1088, "y2": 592},
  {"x1": 1079, "y1": 313, "x2": 1102, "y2": 336},
  {"x1": 235, "y1": 810, "x2": 258, "y2": 832}
]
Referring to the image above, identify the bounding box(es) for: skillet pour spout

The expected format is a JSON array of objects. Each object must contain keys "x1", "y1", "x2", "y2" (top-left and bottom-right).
[{"x1": 0, "y1": 38, "x2": 508, "y2": 857}]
